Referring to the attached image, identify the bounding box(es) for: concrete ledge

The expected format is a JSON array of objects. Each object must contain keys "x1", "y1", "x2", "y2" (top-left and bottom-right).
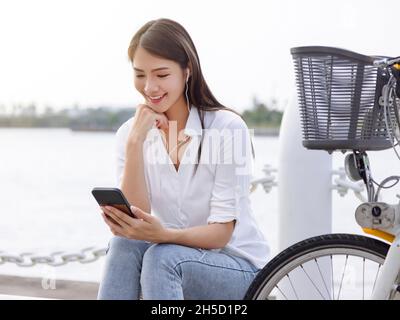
[
  {"x1": 0, "y1": 294, "x2": 56, "y2": 300},
  {"x1": 0, "y1": 275, "x2": 99, "y2": 300}
]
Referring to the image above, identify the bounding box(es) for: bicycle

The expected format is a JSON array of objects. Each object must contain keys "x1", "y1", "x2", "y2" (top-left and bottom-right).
[{"x1": 244, "y1": 46, "x2": 400, "y2": 300}]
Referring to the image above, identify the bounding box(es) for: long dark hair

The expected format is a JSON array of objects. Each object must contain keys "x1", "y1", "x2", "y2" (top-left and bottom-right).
[{"x1": 127, "y1": 18, "x2": 254, "y2": 164}]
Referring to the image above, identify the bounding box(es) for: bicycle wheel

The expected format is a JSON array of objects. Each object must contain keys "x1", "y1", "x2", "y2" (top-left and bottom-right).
[{"x1": 244, "y1": 234, "x2": 393, "y2": 300}]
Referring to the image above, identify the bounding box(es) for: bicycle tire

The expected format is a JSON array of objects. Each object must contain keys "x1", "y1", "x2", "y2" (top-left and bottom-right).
[{"x1": 244, "y1": 234, "x2": 391, "y2": 300}]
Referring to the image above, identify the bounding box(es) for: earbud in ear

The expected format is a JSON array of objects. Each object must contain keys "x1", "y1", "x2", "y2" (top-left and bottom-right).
[{"x1": 185, "y1": 68, "x2": 190, "y2": 82}]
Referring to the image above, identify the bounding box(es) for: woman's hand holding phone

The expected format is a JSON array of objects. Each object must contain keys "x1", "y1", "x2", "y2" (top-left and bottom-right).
[
  {"x1": 127, "y1": 104, "x2": 169, "y2": 145},
  {"x1": 101, "y1": 205, "x2": 170, "y2": 243}
]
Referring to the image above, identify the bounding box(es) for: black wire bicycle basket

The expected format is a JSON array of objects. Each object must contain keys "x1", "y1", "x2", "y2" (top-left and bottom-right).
[{"x1": 291, "y1": 46, "x2": 396, "y2": 152}]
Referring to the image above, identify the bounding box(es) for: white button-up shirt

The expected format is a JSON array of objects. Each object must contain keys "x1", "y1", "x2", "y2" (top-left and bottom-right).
[{"x1": 115, "y1": 105, "x2": 270, "y2": 269}]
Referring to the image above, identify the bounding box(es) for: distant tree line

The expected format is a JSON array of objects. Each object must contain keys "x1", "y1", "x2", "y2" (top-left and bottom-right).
[
  {"x1": 242, "y1": 97, "x2": 283, "y2": 128},
  {"x1": 0, "y1": 98, "x2": 283, "y2": 131},
  {"x1": 0, "y1": 105, "x2": 135, "y2": 131}
]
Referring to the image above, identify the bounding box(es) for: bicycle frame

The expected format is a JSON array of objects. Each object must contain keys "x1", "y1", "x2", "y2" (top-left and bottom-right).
[{"x1": 371, "y1": 233, "x2": 400, "y2": 299}]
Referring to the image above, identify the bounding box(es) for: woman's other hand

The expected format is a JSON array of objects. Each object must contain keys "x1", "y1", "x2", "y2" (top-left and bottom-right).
[{"x1": 127, "y1": 104, "x2": 169, "y2": 145}]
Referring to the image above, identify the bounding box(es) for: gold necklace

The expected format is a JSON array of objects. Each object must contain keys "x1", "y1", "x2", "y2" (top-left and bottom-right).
[{"x1": 159, "y1": 130, "x2": 191, "y2": 156}]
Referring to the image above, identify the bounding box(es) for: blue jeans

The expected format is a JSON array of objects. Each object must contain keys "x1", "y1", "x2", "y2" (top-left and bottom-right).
[{"x1": 97, "y1": 236, "x2": 260, "y2": 300}]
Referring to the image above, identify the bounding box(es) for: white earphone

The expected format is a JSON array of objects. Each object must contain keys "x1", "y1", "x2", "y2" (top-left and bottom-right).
[{"x1": 186, "y1": 69, "x2": 190, "y2": 82}]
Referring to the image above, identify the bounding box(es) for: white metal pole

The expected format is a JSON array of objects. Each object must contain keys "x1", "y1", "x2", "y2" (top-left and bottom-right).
[
  {"x1": 278, "y1": 94, "x2": 333, "y2": 250},
  {"x1": 276, "y1": 94, "x2": 333, "y2": 299}
]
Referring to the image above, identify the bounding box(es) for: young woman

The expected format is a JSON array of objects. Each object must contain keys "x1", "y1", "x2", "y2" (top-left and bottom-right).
[{"x1": 97, "y1": 18, "x2": 270, "y2": 300}]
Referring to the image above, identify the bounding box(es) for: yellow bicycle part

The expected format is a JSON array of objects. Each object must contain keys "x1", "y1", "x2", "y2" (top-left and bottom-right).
[{"x1": 363, "y1": 228, "x2": 395, "y2": 243}]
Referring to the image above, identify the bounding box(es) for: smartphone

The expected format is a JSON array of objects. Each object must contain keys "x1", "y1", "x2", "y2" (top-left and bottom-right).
[{"x1": 91, "y1": 187, "x2": 137, "y2": 219}]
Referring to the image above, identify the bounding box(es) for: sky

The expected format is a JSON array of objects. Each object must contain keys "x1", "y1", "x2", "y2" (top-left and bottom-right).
[{"x1": 0, "y1": 0, "x2": 399, "y2": 114}]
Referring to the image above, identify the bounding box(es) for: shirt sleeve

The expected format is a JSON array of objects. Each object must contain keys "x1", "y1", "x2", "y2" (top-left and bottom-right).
[
  {"x1": 207, "y1": 117, "x2": 254, "y2": 224},
  {"x1": 114, "y1": 118, "x2": 152, "y2": 202},
  {"x1": 115, "y1": 124, "x2": 128, "y2": 189}
]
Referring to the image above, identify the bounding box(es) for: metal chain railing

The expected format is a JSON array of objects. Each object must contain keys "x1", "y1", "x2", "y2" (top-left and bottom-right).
[
  {"x1": 0, "y1": 247, "x2": 107, "y2": 267},
  {"x1": 331, "y1": 167, "x2": 367, "y2": 202},
  {"x1": 0, "y1": 164, "x2": 366, "y2": 268},
  {"x1": 249, "y1": 164, "x2": 366, "y2": 199},
  {"x1": 250, "y1": 164, "x2": 278, "y2": 193}
]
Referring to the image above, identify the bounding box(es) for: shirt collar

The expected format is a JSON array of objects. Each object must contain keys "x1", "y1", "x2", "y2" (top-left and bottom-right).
[{"x1": 184, "y1": 105, "x2": 203, "y2": 137}]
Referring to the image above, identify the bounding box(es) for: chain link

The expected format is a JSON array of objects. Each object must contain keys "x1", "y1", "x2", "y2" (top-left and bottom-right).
[{"x1": 0, "y1": 247, "x2": 107, "y2": 267}]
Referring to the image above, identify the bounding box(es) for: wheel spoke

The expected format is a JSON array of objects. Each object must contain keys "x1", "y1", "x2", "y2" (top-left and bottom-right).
[
  {"x1": 331, "y1": 255, "x2": 335, "y2": 300},
  {"x1": 372, "y1": 264, "x2": 382, "y2": 294},
  {"x1": 337, "y1": 255, "x2": 348, "y2": 300},
  {"x1": 300, "y1": 265, "x2": 326, "y2": 300},
  {"x1": 286, "y1": 274, "x2": 299, "y2": 300},
  {"x1": 314, "y1": 258, "x2": 331, "y2": 300},
  {"x1": 363, "y1": 258, "x2": 365, "y2": 300},
  {"x1": 275, "y1": 284, "x2": 289, "y2": 300}
]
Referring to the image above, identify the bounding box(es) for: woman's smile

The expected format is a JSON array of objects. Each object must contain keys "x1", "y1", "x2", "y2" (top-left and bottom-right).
[{"x1": 147, "y1": 93, "x2": 167, "y2": 104}]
